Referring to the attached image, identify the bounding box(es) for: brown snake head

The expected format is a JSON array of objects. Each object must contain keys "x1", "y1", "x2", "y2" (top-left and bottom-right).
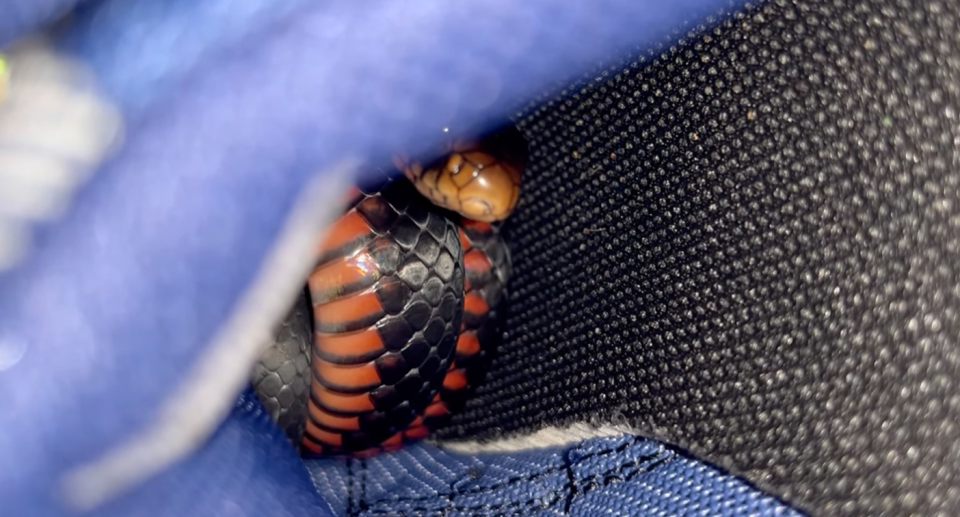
[{"x1": 397, "y1": 124, "x2": 527, "y2": 222}]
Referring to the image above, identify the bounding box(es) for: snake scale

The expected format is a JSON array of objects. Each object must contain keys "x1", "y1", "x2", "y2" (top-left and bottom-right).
[{"x1": 252, "y1": 124, "x2": 527, "y2": 457}]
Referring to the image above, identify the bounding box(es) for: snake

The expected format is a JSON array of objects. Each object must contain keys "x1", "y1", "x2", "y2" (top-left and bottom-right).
[{"x1": 251, "y1": 124, "x2": 527, "y2": 457}]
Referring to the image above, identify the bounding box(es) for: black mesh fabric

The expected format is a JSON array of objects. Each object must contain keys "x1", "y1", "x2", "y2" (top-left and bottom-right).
[{"x1": 434, "y1": 1, "x2": 960, "y2": 515}]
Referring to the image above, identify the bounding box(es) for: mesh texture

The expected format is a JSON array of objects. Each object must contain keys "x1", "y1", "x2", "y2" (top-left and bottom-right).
[
  {"x1": 307, "y1": 433, "x2": 801, "y2": 517},
  {"x1": 436, "y1": 1, "x2": 960, "y2": 515}
]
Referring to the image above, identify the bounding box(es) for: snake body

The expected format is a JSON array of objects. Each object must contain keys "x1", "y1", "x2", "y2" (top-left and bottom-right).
[{"x1": 253, "y1": 125, "x2": 526, "y2": 457}]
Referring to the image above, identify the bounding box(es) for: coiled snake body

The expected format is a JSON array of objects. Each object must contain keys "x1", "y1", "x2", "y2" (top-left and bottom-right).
[{"x1": 252, "y1": 125, "x2": 526, "y2": 457}]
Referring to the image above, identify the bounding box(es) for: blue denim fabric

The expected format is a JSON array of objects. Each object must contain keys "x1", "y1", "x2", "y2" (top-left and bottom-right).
[
  {"x1": 307, "y1": 422, "x2": 800, "y2": 517},
  {"x1": 0, "y1": 1, "x2": 798, "y2": 516}
]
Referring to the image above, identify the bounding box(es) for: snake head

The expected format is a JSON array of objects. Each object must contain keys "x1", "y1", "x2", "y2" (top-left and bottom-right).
[{"x1": 397, "y1": 124, "x2": 527, "y2": 222}]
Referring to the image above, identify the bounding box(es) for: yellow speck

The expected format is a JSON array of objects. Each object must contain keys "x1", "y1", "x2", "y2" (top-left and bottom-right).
[{"x1": 0, "y1": 53, "x2": 8, "y2": 102}]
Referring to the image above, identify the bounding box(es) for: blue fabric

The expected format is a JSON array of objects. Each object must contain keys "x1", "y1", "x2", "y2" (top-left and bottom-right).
[
  {"x1": 0, "y1": 0, "x2": 801, "y2": 516},
  {"x1": 0, "y1": 0, "x2": 81, "y2": 45},
  {"x1": 307, "y1": 431, "x2": 800, "y2": 517},
  {"x1": 90, "y1": 390, "x2": 335, "y2": 517}
]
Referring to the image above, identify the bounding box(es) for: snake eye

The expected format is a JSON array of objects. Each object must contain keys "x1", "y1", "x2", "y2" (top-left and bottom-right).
[{"x1": 401, "y1": 124, "x2": 528, "y2": 222}]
